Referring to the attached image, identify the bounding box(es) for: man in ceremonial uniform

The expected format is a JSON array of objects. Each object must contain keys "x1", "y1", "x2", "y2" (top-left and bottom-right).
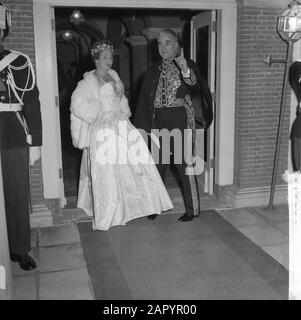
[
  {"x1": 134, "y1": 28, "x2": 207, "y2": 222},
  {"x1": 0, "y1": 3, "x2": 42, "y2": 270}
]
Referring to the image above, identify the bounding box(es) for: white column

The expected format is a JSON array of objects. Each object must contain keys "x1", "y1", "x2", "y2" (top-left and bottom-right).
[
  {"x1": 33, "y1": 3, "x2": 62, "y2": 200},
  {"x1": 215, "y1": 7, "x2": 237, "y2": 186},
  {"x1": 285, "y1": 171, "x2": 301, "y2": 299},
  {"x1": 0, "y1": 157, "x2": 12, "y2": 300}
]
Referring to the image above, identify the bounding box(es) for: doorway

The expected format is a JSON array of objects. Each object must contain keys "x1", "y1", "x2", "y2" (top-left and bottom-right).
[
  {"x1": 54, "y1": 7, "x2": 215, "y2": 208},
  {"x1": 33, "y1": 0, "x2": 237, "y2": 211}
]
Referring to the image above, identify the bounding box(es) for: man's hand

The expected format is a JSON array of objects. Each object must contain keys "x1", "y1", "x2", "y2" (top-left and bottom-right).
[
  {"x1": 174, "y1": 56, "x2": 189, "y2": 74},
  {"x1": 29, "y1": 146, "x2": 41, "y2": 166}
]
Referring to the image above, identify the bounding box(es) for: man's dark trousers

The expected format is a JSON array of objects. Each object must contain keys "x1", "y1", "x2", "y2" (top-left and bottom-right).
[{"x1": 154, "y1": 107, "x2": 195, "y2": 217}]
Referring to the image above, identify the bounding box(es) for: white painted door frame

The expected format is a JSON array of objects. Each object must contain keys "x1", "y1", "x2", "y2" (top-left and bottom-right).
[
  {"x1": 33, "y1": 0, "x2": 237, "y2": 202},
  {"x1": 191, "y1": 10, "x2": 216, "y2": 195}
]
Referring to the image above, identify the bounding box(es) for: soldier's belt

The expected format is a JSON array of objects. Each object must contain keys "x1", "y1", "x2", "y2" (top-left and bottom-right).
[{"x1": 0, "y1": 103, "x2": 22, "y2": 112}]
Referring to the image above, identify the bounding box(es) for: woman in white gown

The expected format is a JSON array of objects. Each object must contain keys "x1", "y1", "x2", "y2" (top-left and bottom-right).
[{"x1": 70, "y1": 40, "x2": 173, "y2": 231}]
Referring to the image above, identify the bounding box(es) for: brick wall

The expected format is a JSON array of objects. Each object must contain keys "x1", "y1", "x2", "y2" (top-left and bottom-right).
[
  {"x1": 234, "y1": 4, "x2": 291, "y2": 189},
  {"x1": 3, "y1": 0, "x2": 45, "y2": 205},
  {"x1": 3, "y1": 0, "x2": 36, "y2": 64}
]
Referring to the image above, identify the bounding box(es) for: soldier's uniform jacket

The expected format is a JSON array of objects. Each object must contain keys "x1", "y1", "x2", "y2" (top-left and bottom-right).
[{"x1": 0, "y1": 49, "x2": 42, "y2": 149}]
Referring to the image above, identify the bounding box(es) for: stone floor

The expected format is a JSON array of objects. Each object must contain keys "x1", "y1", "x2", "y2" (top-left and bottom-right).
[
  {"x1": 10, "y1": 202, "x2": 289, "y2": 300},
  {"x1": 11, "y1": 223, "x2": 94, "y2": 300},
  {"x1": 9, "y1": 164, "x2": 290, "y2": 299}
]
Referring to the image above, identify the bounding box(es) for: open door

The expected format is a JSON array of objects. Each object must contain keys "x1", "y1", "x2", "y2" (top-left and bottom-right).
[
  {"x1": 190, "y1": 10, "x2": 216, "y2": 195},
  {"x1": 51, "y1": 7, "x2": 66, "y2": 207}
]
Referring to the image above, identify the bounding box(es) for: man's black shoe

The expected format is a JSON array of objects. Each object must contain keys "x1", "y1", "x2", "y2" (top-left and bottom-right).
[
  {"x1": 147, "y1": 214, "x2": 158, "y2": 220},
  {"x1": 10, "y1": 253, "x2": 19, "y2": 262},
  {"x1": 178, "y1": 213, "x2": 194, "y2": 222},
  {"x1": 10, "y1": 253, "x2": 36, "y2": 271}
]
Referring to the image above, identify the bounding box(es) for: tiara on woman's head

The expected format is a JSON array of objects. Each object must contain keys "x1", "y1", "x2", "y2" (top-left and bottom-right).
[{"x1": 91, "y1": 40, "x2": 114, "y2": 56}]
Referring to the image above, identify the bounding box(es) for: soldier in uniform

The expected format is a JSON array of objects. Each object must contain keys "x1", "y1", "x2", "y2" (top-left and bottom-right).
[
  {"x1": 134, "y1": 28, "x2": 206, "y2": 222},
  {"x1": 289, "y1": 61, "x2": 301, "y2": 172},
  {"x1": 0, "y1": 3, "x2": 42, "y2": 270}
]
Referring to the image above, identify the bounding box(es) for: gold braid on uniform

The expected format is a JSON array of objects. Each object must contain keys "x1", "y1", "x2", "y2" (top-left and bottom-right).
[{"x1": 6, "y1": 50, "x2": 35, "y2": 105}]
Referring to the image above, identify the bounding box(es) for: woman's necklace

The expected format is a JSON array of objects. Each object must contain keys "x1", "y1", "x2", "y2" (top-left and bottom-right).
[
  {"x1": 95, "y1": 70, "x2": 123, "y2": 97},
  {"x1": 96, "y1": 71, "x2": 112, "y2": 84}
]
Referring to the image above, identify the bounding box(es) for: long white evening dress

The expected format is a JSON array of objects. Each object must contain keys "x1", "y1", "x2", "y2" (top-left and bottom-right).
[{"x1": 76, "y1": 77, "x2": 173, "y2": 231}]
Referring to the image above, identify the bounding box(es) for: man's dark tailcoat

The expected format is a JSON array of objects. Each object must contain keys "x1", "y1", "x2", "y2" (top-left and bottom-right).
[{"x1": 134, "y1": 58, "x2": 206, "y2": 217}]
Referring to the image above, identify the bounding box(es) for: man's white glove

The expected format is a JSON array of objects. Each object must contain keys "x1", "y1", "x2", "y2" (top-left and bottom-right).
[{"x1": 29, "y1": 146, "x2": 41, "y2": 166}]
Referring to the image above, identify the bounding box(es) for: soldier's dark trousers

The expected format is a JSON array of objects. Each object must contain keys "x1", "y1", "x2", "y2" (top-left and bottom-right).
[
  {"x1": 292, "y1": 136, "x2": 301, "y2": 172},
  {"x1": 0, "y1": 147, "x2": 30, "y2": 255}
]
